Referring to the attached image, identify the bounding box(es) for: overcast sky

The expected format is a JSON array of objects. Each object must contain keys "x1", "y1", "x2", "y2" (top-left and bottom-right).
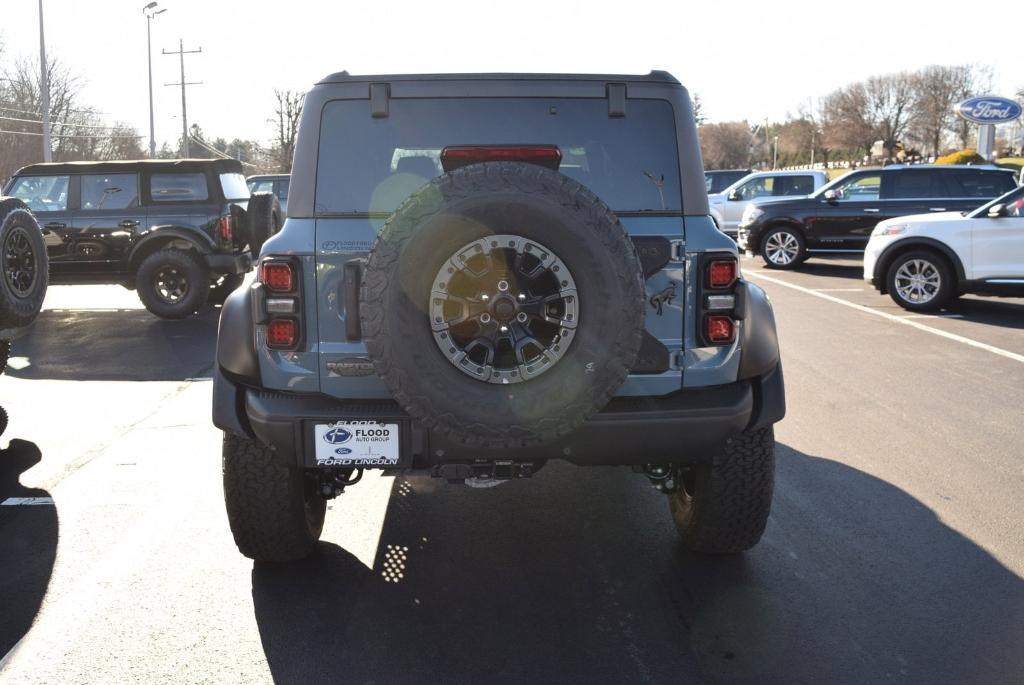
[{"x1": 1, "y1": 0, "x2": 1020, "y2": 150}]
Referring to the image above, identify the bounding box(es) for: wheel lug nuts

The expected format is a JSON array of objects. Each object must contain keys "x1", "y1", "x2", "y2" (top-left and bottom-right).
[
  {"x1": 479, "y1": 313, "x2": 491, "y2": 324},
  {"x1": 497, "y1": 280, "x2": 509, "y2": 292},
  {"x1": 516, "y1": 312, "x2": 528, "y2": 323}
]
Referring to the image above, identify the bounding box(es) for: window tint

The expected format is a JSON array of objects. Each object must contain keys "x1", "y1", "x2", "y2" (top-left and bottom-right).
[
  {"x1": 150, "y1": 173, "x2": 209, "y2": 201},
  {"x1": 316, "y1": 98, "x2": 682, "y2": 213},
  {"x1": 886, "y1": 170, "x2": 942, "y2": 199},
  {"x1": 80, "y1": 174, "x2": 139, "y2": 210},
  {"x1": 834, "y1": 174, "x2": 881, "y2": 201},
  {"x1": 774, "y1": 175, "x2": 814, "y2": 196},
  {"x1": 7, "y1": 175, "x2": 70, "y2": 212},
  {"x1": 736, "y1": 177, "x2": 774, "y2": 200},
  {"x1": 944, "y1": 170, "x2": 1017, "y2": 198}
]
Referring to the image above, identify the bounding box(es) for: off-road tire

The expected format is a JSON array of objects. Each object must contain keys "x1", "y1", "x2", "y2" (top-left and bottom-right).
[
  {"x1": 245, "y1": 192, "x2": 282, "y2": 258},
  {"x1": 136, "y1": 248, "x2": 210, "y2": 319},
  {"x1": 760, "y1": 226, "x2": 806, "y2": 270},
  {"x1": 885, "y1": 249, "x2": 955, "y2": 312},
  {"x1": 222, "y1": 432, "x2": 326, "y2": 562},
  {"x1": 0, "y1": 405, "x2": 7, "y2": 438},
  {"x1": 208, "y1": 272, "x2": 245, "y2": 305},
  {"x1": 360, "y1": 161, "x2": 645, "y2": 448},
  {"x1": 669, "y1": 426, "x2": 775, "y2": 554},
  {"x1": 0, "y1": 339, "x2": 9, "y2": 375},
  {"x1": 0, "y1": 198, "x2": 48, "y2": 329}
]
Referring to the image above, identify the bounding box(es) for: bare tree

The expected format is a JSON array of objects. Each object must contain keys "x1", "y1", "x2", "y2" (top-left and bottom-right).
[
  {"x1": 952, "y1": 64, "x2": 995, "y2": 149},
  {"x1": 692, "y1": 93, "x2": 706, "y2": 126},
  {"x1": 272, "y1": 90, "x2": 304, "y2": 173},
  {"x1": 910, "y1": 65, "x2": 963, "y2": 157},
  {"x1": 699, "y1": 122, "x2": 753, "y2": 169},
  {"x1": 820, "y1": 83, "x2": 876, "y2": 157},
  {"x1": 864, "y1": 72, "x2": 915, "y2": 157}
]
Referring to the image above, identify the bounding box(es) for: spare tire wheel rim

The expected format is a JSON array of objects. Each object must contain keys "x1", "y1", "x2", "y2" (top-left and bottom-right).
[
  {"x1": 3, "y1": 226, "x2": 37, "y2": 298},
  {"x1": 429, "y1": 234, "x2": 578, "y2": 384},
  {"x1": 154, "y1": 266, "x2": 189, "y2": 304}
]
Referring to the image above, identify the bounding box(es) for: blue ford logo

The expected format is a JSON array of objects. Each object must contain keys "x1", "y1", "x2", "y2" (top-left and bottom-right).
[
  {"x1": 335, "y1": 447, "x2": 352, "y2": 455},
  {"x1": 323, "y1": 427, "x2": 352, "y2": 444},
  {"x1": 957, "y1": 97, "x2": 1022, "y2": 124}
]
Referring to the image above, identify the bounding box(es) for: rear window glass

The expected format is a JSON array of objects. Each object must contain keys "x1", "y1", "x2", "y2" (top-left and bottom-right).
[
  {"x1": 886, "y1": 170, "x2": 943, "y2": 199},
  {"x1": 220, "y1": 172, "x2": 249, "y2": 200},
  {"x1": 315, "y1": 98, "x2": 681, "y2": 214},
  {"x1": 150, "y1": 173, "x2": 208, "y2": 201},
  {"x1": 81, "y1": 173, "x2": 139, "y2": 210},
  {"x1": 6, "y1": 175, "x2": 70, "y2": 212},
  {"x1": 943, "y1": 170, "x2": 1016, "y2": 198},
  {"x1": 774, "y1": 175, "x2": 815, "y2": 196}
]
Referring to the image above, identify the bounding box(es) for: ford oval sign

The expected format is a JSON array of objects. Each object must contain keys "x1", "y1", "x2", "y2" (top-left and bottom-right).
[
  {"x1": 323, "y1": 427, "x2": 352, "y2": 444},
  {"x1": 956, "y1": 96, "x2": 1022, "y2": 124}
]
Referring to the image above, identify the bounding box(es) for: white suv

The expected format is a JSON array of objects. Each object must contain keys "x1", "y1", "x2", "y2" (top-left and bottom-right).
[
  {"x1": 709, "y1": 169, "x2": 828, "y2": 237},
  {"x1": 864, "y1": 184, "x2": 1024, "y2": 311}
]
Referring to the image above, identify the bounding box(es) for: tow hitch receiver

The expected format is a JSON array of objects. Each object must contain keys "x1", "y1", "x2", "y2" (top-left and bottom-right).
[{"x1": 432, "y1": 461, "x2": 535, "y2": 483}]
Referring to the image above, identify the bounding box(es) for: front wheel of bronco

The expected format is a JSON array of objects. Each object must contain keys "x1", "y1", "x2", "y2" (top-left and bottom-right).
[
  {"x1": 668, "y1": 426, "x2": 775, "y2": 554},
  {"x1": 222, "y1": 432, "x2": 326, "y2": 562}
]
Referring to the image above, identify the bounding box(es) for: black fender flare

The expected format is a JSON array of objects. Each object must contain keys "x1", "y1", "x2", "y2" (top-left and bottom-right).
[
  {"x1": 212, "y1": 283, "x2": 260, "y2": 437},
  {"x1": 872, "y1": 237, "x2": 966, "y2": 293},
  {"x1": 736, "y1": 280, "x2": 780, "y2": 380},
  {"x1": 127, "y1": 226, "x2": 215, "y2": 271}
]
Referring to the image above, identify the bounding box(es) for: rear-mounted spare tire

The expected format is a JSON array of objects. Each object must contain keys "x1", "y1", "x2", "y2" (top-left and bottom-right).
[
  {"x1": 0, "y1": 197, "x2": 48, "y2": 331},
  {"x1": 360, "y1": 161, "x2": 646, "y2": 448}
]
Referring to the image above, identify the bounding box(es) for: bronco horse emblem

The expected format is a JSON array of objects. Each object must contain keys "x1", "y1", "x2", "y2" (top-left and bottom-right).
[{"x1": 649, "y1": 284, "x2": 676, "y2": 315}]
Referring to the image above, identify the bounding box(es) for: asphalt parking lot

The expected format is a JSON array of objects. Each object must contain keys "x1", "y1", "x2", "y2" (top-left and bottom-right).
[{"x1": 1, "y1": 257, "x2": 1023, "y2": 684}]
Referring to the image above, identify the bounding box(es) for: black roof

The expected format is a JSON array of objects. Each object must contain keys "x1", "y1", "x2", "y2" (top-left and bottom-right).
[
  {"x1": 317, "y1": 70, "x2": 680, "y2": 86},
  {"x1": 14, "y1": 158, "x2": 243, "y2": 176}
]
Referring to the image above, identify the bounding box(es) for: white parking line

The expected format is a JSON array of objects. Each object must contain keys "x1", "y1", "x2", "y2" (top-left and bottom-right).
[
  {"x1": 902, "y1": 313, "x2": 964, "y2": 319},
  {"x1": 813, "y1": 288, "x2": 864, "y2": 292},
  {"x1": 746, "y1": 271, "x2": 1024, "y2": 365}
]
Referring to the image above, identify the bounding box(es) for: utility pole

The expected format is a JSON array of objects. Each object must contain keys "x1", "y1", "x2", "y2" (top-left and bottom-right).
[
  {"x1": 37, "y1": 0, "x2": 51, "y2": 162},
  {"x1": 162, "y1": 39, "x2": 201, "y2": 157},
  {"x1": 143, "y1": 3, "x2": 166, "y2": 158}
]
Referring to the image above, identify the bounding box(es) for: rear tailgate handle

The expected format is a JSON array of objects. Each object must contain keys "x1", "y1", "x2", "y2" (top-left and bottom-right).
[{"x1": 343, "y1": 259, "x2": 365, "y2": 340}]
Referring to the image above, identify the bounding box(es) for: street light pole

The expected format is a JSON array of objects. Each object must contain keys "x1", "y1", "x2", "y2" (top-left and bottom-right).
[
  {"x1": 143, "y1": 3, "x2": 166, "y2": 158},
  {"x1": 773, "y1": 135, "x2": 779, "y2": 170},
  {"x1": 38, "y1": 0, "x2": 51, "y2": 162}
]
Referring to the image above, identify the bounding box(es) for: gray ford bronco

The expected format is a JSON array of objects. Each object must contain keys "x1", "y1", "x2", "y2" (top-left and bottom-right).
[{"x1": 213, "y1": 71, "x2": 785, "y2": 562}]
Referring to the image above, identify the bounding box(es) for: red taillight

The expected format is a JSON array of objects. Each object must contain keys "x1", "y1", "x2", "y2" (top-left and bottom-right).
[
  {"x1": 219, "y1": 214, "x2": 234, "y2": 243},
  {"x1": 705, "y1": 316, "x2": 736, "y2": 344},
  {"x1": 707, "y1": 259, "x2": 737, "y2": 288},
  {"x1": 266, "y1": 319, "x2": 297, "y2": 349},
  {"x1": 260, "y1": 261, "x2": 295, "y2": 292},
  {"x1": 440, "y1": 145, "x2": 562, "y2": 172}
]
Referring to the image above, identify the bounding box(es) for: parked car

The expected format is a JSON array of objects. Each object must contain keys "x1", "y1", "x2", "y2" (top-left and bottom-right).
[
  {"x1": 212, "y1": 71, "x2": 785, "y2": 562},
  {"x1": 705, "y1": 168, "x2": 753, "y2": 194},
  {"x1": 2, "y1": 159, "x2": 282, "y2": 318},
  {"x1": 247, "y1": 174, "x2": 290, "y2": 215},
  {"x1": 0, "y1": 197, "x2": 48, "y2": 437},
  {"x1": 864, "y1": 183, "x2": 1024, "y2": 311},
  {"x1": 709, "y1": 169, "x2": 828, "y2": 237},
  {"x1": 736, "y1": 164, "x2": 1018, "y2": 269}
]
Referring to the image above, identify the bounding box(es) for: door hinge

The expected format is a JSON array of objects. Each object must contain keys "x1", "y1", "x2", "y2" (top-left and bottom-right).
[{"x1": 670, "y1": 240, "x2": 686, "y2": 261}]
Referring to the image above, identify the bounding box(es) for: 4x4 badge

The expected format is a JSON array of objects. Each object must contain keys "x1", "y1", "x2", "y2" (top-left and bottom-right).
[{"x1": 649, "y1": 285, "x2": 675, "y2": 315}]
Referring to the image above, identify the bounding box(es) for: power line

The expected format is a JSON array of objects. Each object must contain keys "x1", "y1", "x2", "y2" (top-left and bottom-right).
[
  {"x1": 0, "y1": 127, "x2": 140, "y2": 139},
  {"x1": 189, "y1": 134, "x2": 260, "y2": 168},
  {"x1": 0, "y1": 113, "x2": 132, "y2": 131}
]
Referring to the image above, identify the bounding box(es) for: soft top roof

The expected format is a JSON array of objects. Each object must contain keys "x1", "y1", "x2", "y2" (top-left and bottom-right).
[
  {"x1": 14, "y1": 158, "x2": 243, "y2": 176},
  {"x1": 316, "y1": 70, "x2": 680, "y2": 86}
]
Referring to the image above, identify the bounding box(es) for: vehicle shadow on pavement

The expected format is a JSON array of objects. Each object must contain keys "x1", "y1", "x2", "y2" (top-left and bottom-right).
[
  {"x1": 4, "y1": 306, "x2": 220, "y2": 382},
  {"x1": 250, "y1": 446, "x2": 1024, "y2": 684},
  {"x1": 789, "y1": 260, "x2": 863, "y2": 281},
  {"x1": 0, "y1": 439, "x2": 57, "y2": 659},
  {"x1": 940, "y1": 296, "x2": 1024, "y2": 329}
]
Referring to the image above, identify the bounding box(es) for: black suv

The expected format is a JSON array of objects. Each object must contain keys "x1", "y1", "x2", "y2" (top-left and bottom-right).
[
  {"x1": 705, "y1": 168, "x2": 753, "y2": 194},
  {"x1": 2, "y1": 159, "x2": 281, "y2": 318},
  {"x1": 736, "y1": 164, "x2": 1018, "y2": 268}
]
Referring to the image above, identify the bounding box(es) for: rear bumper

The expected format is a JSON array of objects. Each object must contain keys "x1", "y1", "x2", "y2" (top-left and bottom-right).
[
  {"x1": 213, "y1": 363, "x2": 785, "y2": 470},
  {"x1": 205, "y1": 251, "x2": 252, "y2": 275}
]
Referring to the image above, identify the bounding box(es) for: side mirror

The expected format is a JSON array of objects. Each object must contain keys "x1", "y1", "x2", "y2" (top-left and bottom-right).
[
  {"x1": 987, "y1": 204, "x2": 1006, "y2": 218},
  {"x1": 727, "y1": 190, "x2": 741, "y2": 201},
  {"x1": 823, "y1": 189, "x2": 838, "y2": 202}
]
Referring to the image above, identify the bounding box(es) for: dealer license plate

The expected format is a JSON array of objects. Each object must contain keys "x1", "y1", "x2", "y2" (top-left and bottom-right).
[{"x1": 313, "y1": 421, "x2": 400, "y2": 467}]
